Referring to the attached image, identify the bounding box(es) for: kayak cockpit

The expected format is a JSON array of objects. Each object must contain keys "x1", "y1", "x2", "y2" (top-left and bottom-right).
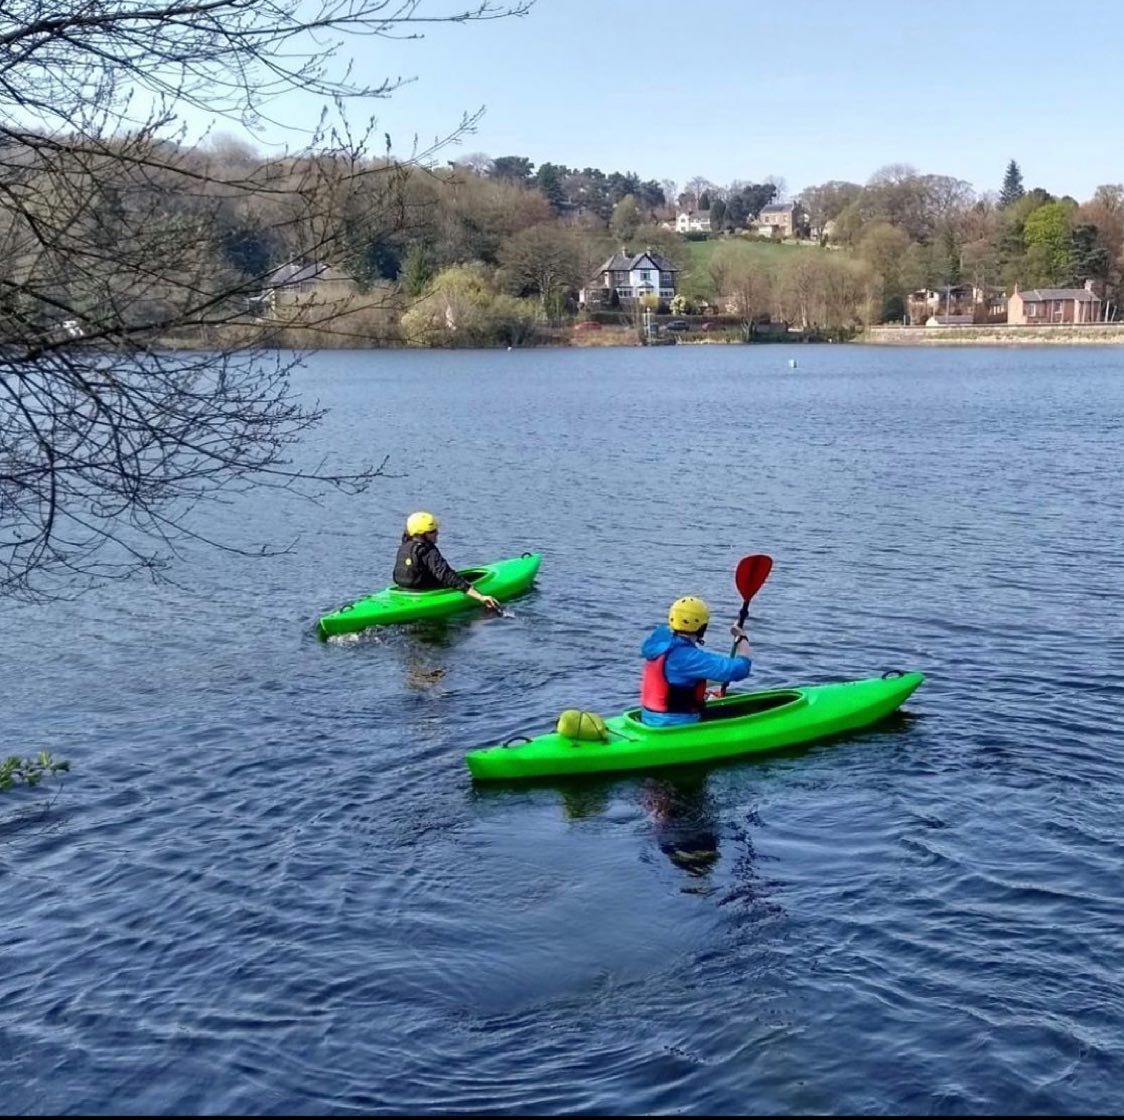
[
  {"x1": 620, "y1": 689, "x2": 804, "y2": 729},
  {"x1": 388, "y1": 567, "x2": 489, "y2": 597},
  {"x1": 700, "y1": 689, "x2": 803, "y2": 721}
]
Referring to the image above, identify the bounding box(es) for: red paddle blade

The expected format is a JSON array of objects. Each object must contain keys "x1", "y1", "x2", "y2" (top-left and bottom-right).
[{"x1": 734, "y1": 554, "x2": 773, "y2": 601}]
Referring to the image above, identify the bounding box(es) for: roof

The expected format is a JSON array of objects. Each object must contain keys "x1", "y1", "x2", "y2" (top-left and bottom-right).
[
  {"x1": 595, "y1": 250, "x2": 679, "y2": 274},
  {"x1": 267, "y1": 261, "x2": 331, "y2": 287},
  {"x1": 909, "y1": 284, "x2": 996, "y2": 297},
  {"x1": 760, "y1": 202, "x2": 795, "y2": 214},
  {"x1": 1015, "y1": 288, "x2": 1101, "y2": 302}
]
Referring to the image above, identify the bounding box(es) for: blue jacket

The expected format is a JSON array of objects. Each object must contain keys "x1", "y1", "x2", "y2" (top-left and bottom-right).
[{"x1": 640, "y1": 625, "x2": 751, "y2": 726}]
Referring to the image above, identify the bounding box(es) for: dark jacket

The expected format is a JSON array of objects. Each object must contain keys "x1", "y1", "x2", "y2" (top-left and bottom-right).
[{"x1": 393, "y1": 535, "x2": 472, "y2": 593}]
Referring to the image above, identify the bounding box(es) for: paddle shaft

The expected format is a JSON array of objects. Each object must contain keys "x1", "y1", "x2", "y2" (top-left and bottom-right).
[
  {"x1": 717, "y1": 554, "x2": 772, "y2": 698},
  {"x1": 718, "y1": 602, "x2": 752, "y2": 697}
]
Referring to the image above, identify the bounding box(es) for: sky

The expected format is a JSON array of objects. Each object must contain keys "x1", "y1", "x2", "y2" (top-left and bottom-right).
[{"x1": 197, "y1": 0, "x2": 1124, "y2": 202}]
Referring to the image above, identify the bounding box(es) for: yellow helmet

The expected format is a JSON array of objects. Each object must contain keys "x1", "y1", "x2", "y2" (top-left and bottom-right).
[
  {"x1": 668, "y1": 596, "x2": 710, "y2": 633},
  {"x1": 405, "y1": 510, "x2": 439, "y2": 537}
]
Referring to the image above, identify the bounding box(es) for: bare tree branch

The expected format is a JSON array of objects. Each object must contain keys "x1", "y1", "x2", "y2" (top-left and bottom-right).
[{"x1": 0, "y1": 0, "x2": 533, "y2": 600}]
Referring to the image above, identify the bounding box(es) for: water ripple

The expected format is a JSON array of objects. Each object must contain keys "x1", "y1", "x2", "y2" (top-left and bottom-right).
[{"x1": 4, "y1": 346, "x2": 1124, "y2": 1114}]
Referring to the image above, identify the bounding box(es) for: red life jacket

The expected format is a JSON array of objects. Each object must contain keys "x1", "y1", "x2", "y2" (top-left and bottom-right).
[{"x1": 641, "y1": 648, "x2": 708, "y2": 714}]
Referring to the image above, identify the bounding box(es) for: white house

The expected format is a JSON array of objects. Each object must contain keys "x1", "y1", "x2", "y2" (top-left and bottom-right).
[
  {"x1": 675, "y1": 210, "x2": 711, "y2": 233},
  {"x1": 579, "y1": 249, "x2": 679, "y2": 307},
  {"x1": 258, "y1": 261, "x2": 357, "y2": 314}
]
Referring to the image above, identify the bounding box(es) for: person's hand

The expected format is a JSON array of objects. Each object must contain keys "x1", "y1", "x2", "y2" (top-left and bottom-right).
[
  {"x1": 476, "y1": 593, "x2": 500, "y2": 611},
  {"x1": 730, "y1": 624, "x2": 748, "y2": 641}
]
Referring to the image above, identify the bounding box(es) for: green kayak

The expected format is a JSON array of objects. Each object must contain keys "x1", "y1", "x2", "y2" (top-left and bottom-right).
[
  {"x1": 317, "y1": 551, "x2": 542, "y2": 638},
  {"x1": 465, "y1": 671, "x2": 924, "y2": 780}
]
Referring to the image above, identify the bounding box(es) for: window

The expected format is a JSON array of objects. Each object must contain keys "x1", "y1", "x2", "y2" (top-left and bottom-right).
[{"x1": 641, "y1": 270, "x2": 653, "y2": 282}]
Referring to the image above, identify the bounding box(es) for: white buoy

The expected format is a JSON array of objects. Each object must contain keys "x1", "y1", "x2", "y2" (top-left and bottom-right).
[{"x1": 788, "y1": 358, "x2": 797, "y2": 368}]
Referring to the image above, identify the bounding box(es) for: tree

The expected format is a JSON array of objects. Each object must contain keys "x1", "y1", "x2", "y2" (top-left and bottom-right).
[
  {"x1": 797, "y1": 181, "x2": 862, "y2": 239},
  {"x1": 1076, "y1": 185, "x2": 1124, "y2": 307},
  {"x1": 636, "y1": 180, "x2": 666, "y2": 214},
  {"x1": 631, "y1": 226, "x2": 690, "y2": 272},
  {"x1": 400, "y1": 244, "x2": 435, "y2": 298},
  {"x1": 706, "y1": 241, "x2": 772, "y2": 326},
  {"x1": 724, "y1": 183, "x2": 778, "y2": 229},
  {"x1": 399, "y1": 264, "x2": 537, "y2": 347},
  {"x1": 1000, "y1": 160, "x2": 1025, "y2": 208},
  {"x1": 492, "y1": 156, "x2": 536, "y2": 185},
  {"x1": 534, "y1": 162, "x2": 567, "y2": 212},
  {"x1": 1023, "y1": 201, "x2": 1076, "y2": 286},
  {"x1": 610, "y1": 195, "x2": 642, "y2": 242},
  {"x1": 498, "y1": 226, "x2": 585, "y2": 315},
  {"x1": 856, "y1": 222, "x2": 913, "y2": 320},
  {"x1": 842, "y1": 166, "x2": 973, "y2": 245},
  {"x1": 0, "y1": 0, "x2": 530, "y2": 601},
  {"x1": 699, "y1": 191, "x2": 711, "y2": 211},
  {"x1": 709, "y1": 198, "x2": 727, "y2": 231},
  {"x1": 1068, "y1": 224, "x2": 1111, "y2": 290},
  {"x1": 685, "y1": 177, "x2": 715, "y2": 206},
  {"x1": 563, "y1": 167, "x2": 610, "y2": 221},
  {"x1": 775, "y1": 252, "x2": 874, "y2": 331}
]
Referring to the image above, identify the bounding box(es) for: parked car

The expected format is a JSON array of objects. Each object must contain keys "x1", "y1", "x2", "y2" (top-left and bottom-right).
[
  {"x1": 574, "y1": 320, "x2": 602, "y2": 331},
  {"x1": 664, "y1": 319, "x2": 690, "y2": 331}
]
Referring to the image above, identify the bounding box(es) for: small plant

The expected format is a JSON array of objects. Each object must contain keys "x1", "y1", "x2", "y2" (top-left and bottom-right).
[{"x1": 0, "y1": 752, "x2": 71, "y2": 792}]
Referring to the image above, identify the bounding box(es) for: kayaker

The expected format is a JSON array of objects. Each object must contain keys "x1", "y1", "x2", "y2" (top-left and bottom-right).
[
  {"x1": 640, "y1": 596, "x2": 751, "y2": 726},
  {"x1": 392, "y1": 511, "x2": 501, "y2": 610}
]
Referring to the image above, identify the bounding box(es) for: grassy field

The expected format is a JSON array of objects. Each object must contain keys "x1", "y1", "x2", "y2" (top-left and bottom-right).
[
  {"x1": 679, "y1": 236, "x2": 820, "y2": 302},
  {"x1": 683, "y1": 237, "x2": 813, "y2": 268}
]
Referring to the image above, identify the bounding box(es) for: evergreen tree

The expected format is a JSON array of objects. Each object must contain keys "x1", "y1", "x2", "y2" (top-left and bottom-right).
[
  {"x1": 1068, "y1": 223, "x2": 1111, "y2": 288},
  {"x1": 491, "y1": 155, "x2": 535, "y2": 184},
  {"x1": 1000, "y1": 160, "x2": 1025, "y2": 208},
  {"x1": 534, "y1": 163, "x2": 566, "y2": 212},
  {"x1": 400, "y1": 244, "x2": 434, "y2": 298}
]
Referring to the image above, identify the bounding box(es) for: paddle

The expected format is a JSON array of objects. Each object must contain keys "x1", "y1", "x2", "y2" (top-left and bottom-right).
[{"x1": 717, "y1": 553, "x2": 773, "y2": 697}]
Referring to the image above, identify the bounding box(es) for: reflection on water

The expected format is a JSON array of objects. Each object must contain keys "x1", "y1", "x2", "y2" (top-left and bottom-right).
[
  {"x1": 640, "y1": 774, "x2": 721, "y2": 879},
  {"x1": 552, "y1": 771, "x2": 724, "y2": 881},
  {"x1": 558, "y1": 783, "x2": 610, "y2": 821}
]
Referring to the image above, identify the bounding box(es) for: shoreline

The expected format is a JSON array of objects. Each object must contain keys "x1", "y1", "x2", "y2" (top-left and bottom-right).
[{"x1": 859, "y1": 324, "x2": 1124, "y2": 346}]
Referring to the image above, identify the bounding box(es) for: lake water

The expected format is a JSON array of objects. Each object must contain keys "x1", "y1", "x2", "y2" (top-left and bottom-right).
[{"x1": 3, "y1": 343, "x2": 1123, "y2": 1115}]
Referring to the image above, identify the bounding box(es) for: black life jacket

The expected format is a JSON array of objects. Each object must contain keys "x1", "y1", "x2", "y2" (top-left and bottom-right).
[{"x1": 393, "y1": 536, "x2": 435, "y2": 589}]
